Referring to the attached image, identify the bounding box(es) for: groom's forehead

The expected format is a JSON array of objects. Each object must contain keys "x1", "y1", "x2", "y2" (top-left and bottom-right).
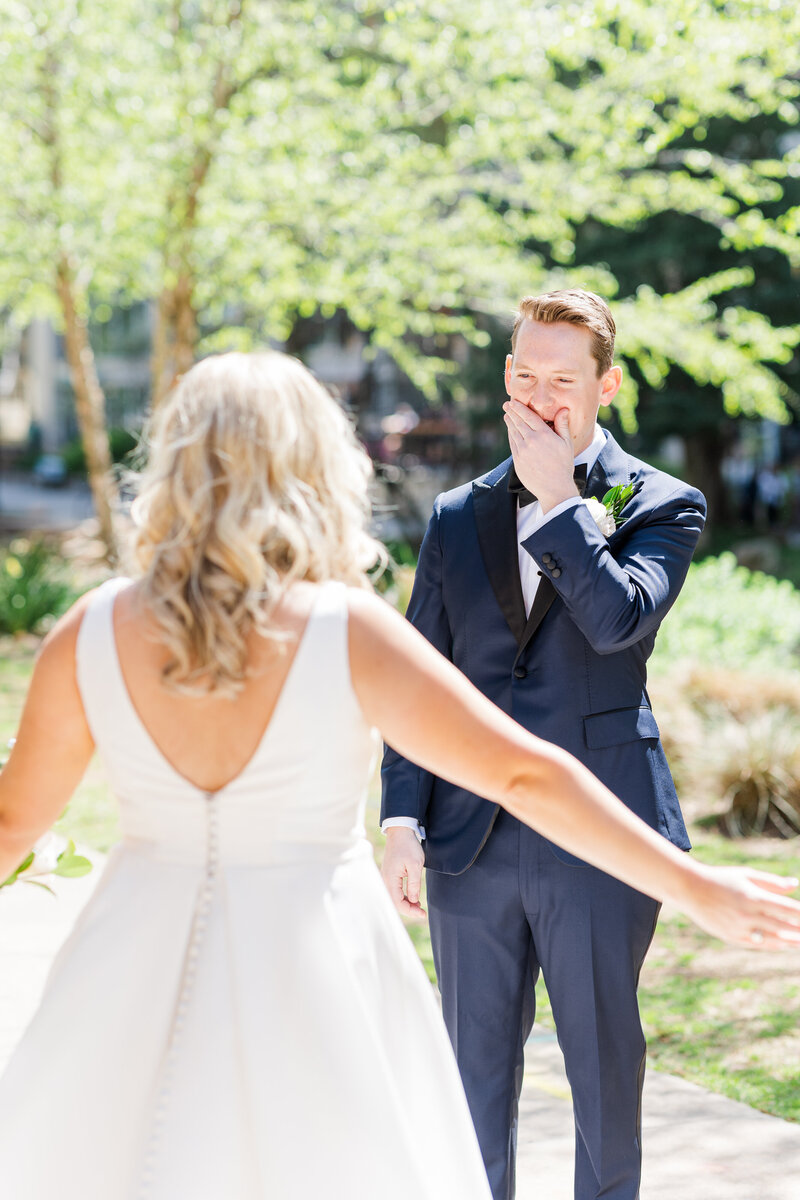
[{"x1": 512, "y1": 321, "x2": 595, "y2": 368}]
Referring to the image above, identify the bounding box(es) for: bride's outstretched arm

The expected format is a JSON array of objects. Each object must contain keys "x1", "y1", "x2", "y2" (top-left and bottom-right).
[
  {"x1": 0, "y1": 593, "x2": 96, "y2": 883},
  {"x1": 348, "y1": 589, "x2": 800, "y2": 949}
]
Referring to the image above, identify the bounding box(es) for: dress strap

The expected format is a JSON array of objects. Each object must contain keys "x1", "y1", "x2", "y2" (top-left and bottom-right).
[{"x1": 75, "y1": 577, "x2": 130, "y2": 751}]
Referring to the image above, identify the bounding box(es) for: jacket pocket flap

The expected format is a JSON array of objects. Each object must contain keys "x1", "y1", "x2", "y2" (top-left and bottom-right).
[{"x1": 583, "y1": 706, "x2": 659, "y2": 750}]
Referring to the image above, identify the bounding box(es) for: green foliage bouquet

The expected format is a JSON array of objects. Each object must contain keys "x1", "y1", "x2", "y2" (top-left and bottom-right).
[
  {"x1": 0, "y1": 740, "x2": 92, "y2": 893},
  {"x1": 1, "y1": 832, "x2": 92, "y2": 895}
]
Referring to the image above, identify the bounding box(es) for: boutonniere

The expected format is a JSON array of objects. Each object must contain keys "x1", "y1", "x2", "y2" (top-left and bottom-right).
[{"x1": 585, "y1": 483, "x2": 636, "y2": 538}]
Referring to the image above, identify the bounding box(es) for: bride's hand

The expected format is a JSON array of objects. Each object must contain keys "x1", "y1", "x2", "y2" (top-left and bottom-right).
[{"x1": 679, "y1": 864, "x2": 800, "y2": 949}]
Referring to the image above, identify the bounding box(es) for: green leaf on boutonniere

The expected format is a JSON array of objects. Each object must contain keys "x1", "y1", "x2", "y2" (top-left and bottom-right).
[{"x1": 601, "y1": 483, "x2": 636, "y2": 523}]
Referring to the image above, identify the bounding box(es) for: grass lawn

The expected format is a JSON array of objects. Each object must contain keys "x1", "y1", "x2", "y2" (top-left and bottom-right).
[
  {"x1": 638, "y1": 837, "x2": 800, "y2": 1122},
  {"x1": 3, "y1": 635, "x2": 799, "y2": 1120},
  {"x1": 368, "y1": 788, "x2": 800, "y2": 1124}
]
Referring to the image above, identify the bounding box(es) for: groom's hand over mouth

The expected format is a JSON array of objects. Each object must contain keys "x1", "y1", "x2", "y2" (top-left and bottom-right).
[{"x1": 503, "y1": 403, "x2": 579, "y2": 514}]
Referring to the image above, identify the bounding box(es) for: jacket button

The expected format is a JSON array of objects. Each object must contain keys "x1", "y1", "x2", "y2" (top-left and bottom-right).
[
  {"x1": 513, "y1": 666, "x2": 527, "y2": 680},
  {"x1": 541, "y1": 553, "x2": 552, "y2": 564},
  {"x1": 551, "y1": 568, "x2": 562, "y2": 578}
]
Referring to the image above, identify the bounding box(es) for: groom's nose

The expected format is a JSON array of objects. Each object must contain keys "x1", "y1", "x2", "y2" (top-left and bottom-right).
[
  {"x1": 530, "y1": 393, "x2": 559, "y2": 421},
  {"x1": 522, "y1": 380, "x2": 553, "y2": 412}
]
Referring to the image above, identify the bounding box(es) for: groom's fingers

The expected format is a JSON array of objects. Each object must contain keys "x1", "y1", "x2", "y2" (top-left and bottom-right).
[
  {"x1": 380, "y1": 834, "x2": 427, "y2": 921},
  {"x1": 400, "y1": 859, "x2": 426, "y2": 920},
  {"x1": 399, "y1": 896, "x2": 428, "y2": 922},
  {"x1": 553, "y1": 407, "x2": 571, "y2": 445}
]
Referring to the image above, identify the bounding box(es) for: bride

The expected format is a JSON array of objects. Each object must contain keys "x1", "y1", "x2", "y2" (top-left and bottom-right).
[{"x1": 0, "y1": 351, "x2": 798, "y2": 1199}]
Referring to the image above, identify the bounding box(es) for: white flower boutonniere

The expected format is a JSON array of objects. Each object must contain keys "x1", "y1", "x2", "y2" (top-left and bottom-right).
[{"x1": 585, "y1": 483, "x2": 636, "y2": 539}]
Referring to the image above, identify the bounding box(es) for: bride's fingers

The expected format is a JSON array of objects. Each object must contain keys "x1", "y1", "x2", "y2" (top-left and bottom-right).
[
  {"x1": 752, "y1": 893, "x2": 800, "y2": 925},
  {"x1": 743, "y1": 869, "x2": 799, "y2": 895}
]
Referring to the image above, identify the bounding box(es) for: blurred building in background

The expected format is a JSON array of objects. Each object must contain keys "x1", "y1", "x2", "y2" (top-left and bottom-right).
[{"x1": 2, "y1": 306, "x2": 799, "y2": 547}]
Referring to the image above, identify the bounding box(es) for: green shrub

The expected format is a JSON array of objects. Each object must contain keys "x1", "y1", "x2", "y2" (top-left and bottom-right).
[
  {"x1": 0, "y1": 540, "x2": 79, "y2": 635},
  {"x1": 373, "y1": 540, "x2": 417, "y2": 615},
  {"x1": 60, "y1": 427, "x2": 140, "y2": 476},
  {"x1": 653, "y1": 552, "x2": 800, "y2": 673}
]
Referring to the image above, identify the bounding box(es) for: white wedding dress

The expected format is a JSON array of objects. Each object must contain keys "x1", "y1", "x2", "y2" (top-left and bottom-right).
[{"x1": 0, "y1": 578, "x2": 491, "y2": 1199}]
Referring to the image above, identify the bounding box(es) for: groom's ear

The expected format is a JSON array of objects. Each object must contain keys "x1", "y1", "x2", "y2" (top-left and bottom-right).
[
  {"x1": 504, "y1": 353, "x2": 513, "y2": 396},
  {"x1": 599, "y1": 365, "x2": 623, "y2": 408}
]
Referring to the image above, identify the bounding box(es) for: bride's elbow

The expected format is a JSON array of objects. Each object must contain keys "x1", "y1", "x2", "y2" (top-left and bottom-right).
[{"x1": 499, "y1": 748, "x2": 570, "y2": 828}]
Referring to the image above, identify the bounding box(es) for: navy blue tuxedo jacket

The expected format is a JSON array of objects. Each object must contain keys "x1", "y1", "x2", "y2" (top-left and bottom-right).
[{"x1": 381, "y1": 432, "x2": 706, "y2": 874}]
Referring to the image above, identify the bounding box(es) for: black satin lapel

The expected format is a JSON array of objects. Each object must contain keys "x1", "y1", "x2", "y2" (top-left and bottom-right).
[
  {"x1": 517, "y1": 575, "x2": 557, "y2": 659},
  {"x1": 584, "y1": 431, "x2": 631, "y2": 501},
  {"x1": 583, "y1": 455, "x2": 607, "y2": 502},
  {"x1": 473, "y1": 472, "x2": 527, "y2": 644}
]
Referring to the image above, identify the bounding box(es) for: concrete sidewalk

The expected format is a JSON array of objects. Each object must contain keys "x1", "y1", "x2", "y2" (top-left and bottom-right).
[
  {"x1": 520, "y1": 1029, "x2": 800, "y2": 1200},
  {"x1": 2, "y1": 856, "x2": 800, "y2": 1199}
]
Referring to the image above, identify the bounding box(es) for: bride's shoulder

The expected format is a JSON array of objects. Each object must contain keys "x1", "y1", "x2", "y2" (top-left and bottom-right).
[
  {"x1": 37, "y1": 578, "x2": 131, "y2": 666},
  {"x1": 344, "y1": 584, "x2": 398, "y2": 623},
  {"x1": 345, "y1": 586, "x2": 415, "y2": 660}
]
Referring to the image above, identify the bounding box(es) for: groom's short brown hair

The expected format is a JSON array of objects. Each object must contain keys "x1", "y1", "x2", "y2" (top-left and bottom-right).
[{"x1": 511, "y1": 290, "x2": 616, "y2": 377}]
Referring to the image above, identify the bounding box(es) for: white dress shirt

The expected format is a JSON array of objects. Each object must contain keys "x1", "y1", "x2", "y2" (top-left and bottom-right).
[
  {"x1": 382, "y1": 424, "x2": 607, "y2": 841},
  {"x1": 516, "y1": 423, "x2": 607, "y2": 614}
]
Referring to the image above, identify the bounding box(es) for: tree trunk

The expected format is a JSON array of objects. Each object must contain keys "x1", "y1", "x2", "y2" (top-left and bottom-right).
[
  {"x1": 55, "y1": 255, "x2": 118, "y2": 561},
  {"x1": 149, "y1": 272, "x2": 198, "y2": 409},
  {"x1": 683, "y1": 430, "x2": 728, "y2": 532},
  {"x1": 150, "y1": 289, "x2": 175, "y2": 411},
  {"x1": 172, "y1": 272, "x2": 197, "y2": 376}
]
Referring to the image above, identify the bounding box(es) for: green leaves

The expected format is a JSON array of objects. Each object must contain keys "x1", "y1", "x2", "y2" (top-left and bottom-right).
[
  {"x1": 601, "y1": 482, "x2": 637, "y2": 523},
  {"x1": 0, "y1": 851, "x2": 35, "y2": 890},
  {"x1": 0, "y1": 837, "x2": 92, "y2": 892},
  {"x1": 654, "y1": 553, "x2": 800, "y2": 673},
  {"x1": 0, "y1": 539, "x2": 78, "y2": 635},
  {"x1": 0, "y1": 0, "x2": 799, "y2": 409},
  {"x1": 52, "y1": 840, "x2": 92, "y2": 879}
]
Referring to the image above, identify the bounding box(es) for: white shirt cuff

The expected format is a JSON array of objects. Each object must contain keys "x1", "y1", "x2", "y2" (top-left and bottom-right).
[
  {"x1": 381, "y1": 817, "x2": 426, "y2": 842},
  {"x1": 537, "y1": 495, "x2": 583, "y2": 527}
]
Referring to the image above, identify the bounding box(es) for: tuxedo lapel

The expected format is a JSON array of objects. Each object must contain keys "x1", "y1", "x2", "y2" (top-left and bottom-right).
[
  {"x1": 583, "y1": 431, "x2": 631, "y2": 502},
  {"x1": 473, "y1": 461, "x2": 527, "y2": 645},
  {"x1": 516, "y1": 574, "x2": 557, "y2": 659}
]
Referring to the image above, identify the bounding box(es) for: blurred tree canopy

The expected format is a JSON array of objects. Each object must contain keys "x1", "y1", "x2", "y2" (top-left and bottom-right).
[{"x1": 1, "y1": 0, "x2": 799, "y2": 546}]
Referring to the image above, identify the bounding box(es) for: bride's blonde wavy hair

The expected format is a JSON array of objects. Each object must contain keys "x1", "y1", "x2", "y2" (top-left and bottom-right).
[{"x1": 130, "y1": 351, "x2": 385, "y2": 695}]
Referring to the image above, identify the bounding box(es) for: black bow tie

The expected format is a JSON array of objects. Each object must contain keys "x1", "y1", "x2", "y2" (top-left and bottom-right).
[{"x1": 508, "y1": 461, "x2": 588, "y2": 508}]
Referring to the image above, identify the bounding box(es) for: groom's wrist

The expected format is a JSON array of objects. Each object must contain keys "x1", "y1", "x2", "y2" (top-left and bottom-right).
[
  {"x1": 382, "y1": 818, "x2": 425, "y2": 843},
  {"x1": 537, "y1": 483, "x2": 581, "y2": 515}
]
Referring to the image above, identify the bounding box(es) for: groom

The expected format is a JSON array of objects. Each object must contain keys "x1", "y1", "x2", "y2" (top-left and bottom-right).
[{"x1": 380, "y1": 290, "x2": 706, "y2": 1200}]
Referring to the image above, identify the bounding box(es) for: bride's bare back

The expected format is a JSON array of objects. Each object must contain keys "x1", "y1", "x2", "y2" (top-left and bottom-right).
[{"x1": 113, "y1": 580, "x2": 319, "y2": 793}]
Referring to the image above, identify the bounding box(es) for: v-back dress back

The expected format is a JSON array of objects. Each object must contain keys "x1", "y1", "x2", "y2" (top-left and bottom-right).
[{"x1": 0, "y1": 578, "x2": 491, "y2": 1200}]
